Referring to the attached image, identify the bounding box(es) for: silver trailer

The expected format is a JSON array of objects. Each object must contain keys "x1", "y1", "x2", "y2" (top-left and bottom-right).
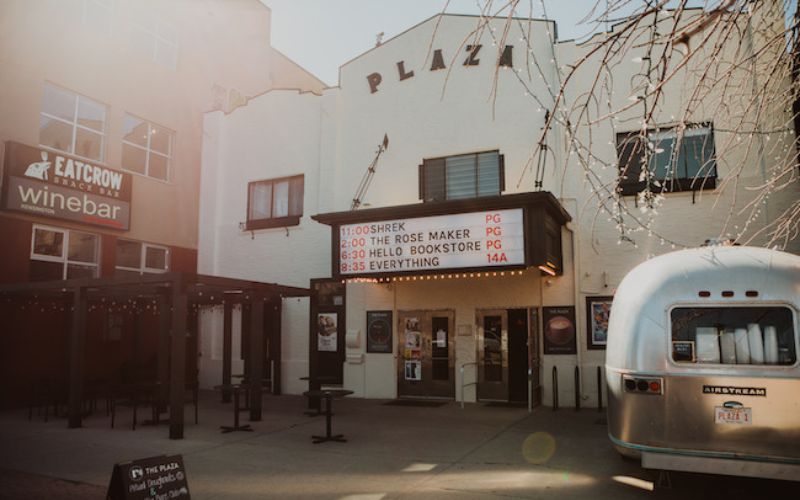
[{"x1": 606, "y1": 245, "x2": 800, "y2": 481}]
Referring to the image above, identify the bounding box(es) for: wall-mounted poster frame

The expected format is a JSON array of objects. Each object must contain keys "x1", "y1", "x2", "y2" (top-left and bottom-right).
[
  {"x1": 317, "y1": 312, "x2": 338, "y2": 352},
  {"x1": 585, "y1": 296, "x2": 613, "y2": 350},
  {"x1": 366, "y1": 310, "x2": 393, "y2": 353},
  {"x1": 542, "y1": 306, "x2": 576, "y2": 355}
]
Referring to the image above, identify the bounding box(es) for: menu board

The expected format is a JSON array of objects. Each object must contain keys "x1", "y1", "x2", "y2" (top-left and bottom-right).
[
  {"x1": 106, "y1": 454, "x2": 189, "y2": 500},
  {"x1": 338, "y1": 209, "x2": 525, "y2": 275}
]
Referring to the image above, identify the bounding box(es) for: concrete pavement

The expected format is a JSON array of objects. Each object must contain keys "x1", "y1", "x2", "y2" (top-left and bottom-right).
[{"x1": 0, "y1": 393, "x2": 795, "y2": 499}]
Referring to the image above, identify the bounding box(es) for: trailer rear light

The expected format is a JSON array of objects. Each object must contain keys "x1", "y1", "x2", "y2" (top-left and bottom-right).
[{"x1": 623, "y1": 375, "x2": 663, "y2": 395}]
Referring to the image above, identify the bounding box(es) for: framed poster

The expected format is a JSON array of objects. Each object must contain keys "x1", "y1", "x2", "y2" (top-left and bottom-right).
[
  {"x1": 366, "y1": 310, "x2": 393, "y2": 353},
  {"x1": 543, "y1": 306, "x2": 577, "y2": 355},
  {"x1": 585, "y1": 296, "x2": 613, "y2": 350},
  {"x1": 404, "y1": 360, "x2": 421, "y2": 381},
  {"x1": 317, "y1": 312, "x2": 338, "y2": 352}
]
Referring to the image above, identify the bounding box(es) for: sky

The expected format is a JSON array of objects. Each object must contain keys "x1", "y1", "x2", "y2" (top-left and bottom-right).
[{"x1": 262, "y1": 0, "x2": 629, "y2": 86}]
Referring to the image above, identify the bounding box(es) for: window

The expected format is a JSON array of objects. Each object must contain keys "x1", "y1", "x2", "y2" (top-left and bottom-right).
[
  {"x1": 246, "y1": 175, "x2": 304, "y2": 230},
  {"x1": 129, "y1": 14, "x2": 178, "y2": 70},
  {"x1": 617, "y1": 124, "x2": 717, "y2": 196},
  {"x1": 30, "y1": 225, "x2": 100, "y2": 281},
  {"x1": 671, "y1": 306, "x2": 796, "y2": 365},
  {"x1": 419, "y1": 151, "x2": 504, "y2": 202},
  {"x1": 39, "y1": 83, "x2": 107, "y2": 162},
  {"x1": 115, "y1": 239, "x2": 169, "y2": 276},
  {"x1": 122, "y1": 114, "x2": 173, "y2": 180}
]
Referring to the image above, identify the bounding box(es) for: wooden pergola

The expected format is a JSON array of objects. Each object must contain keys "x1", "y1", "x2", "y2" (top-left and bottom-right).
[{"x1": 0, "y1": 272, "x2": 308, "y2": 439}]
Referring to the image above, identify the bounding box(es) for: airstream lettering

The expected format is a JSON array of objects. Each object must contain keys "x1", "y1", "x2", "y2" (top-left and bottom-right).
[{"x1": 606, "y1": 246, "x2": 800, "y2": 481}]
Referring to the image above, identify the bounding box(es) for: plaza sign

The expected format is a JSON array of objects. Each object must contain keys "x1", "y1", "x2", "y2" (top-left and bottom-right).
[
  {"x1": 2, "y1": 141, "x2": 132, "y2": 230},
  {"x1": 366, "y1": 44, "x2": 514, "y2": 94}
]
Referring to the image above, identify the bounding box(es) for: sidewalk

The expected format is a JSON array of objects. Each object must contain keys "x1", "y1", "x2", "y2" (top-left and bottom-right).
[{"x1": 0, "y1": 393, "x2": 794, "y2": 499}]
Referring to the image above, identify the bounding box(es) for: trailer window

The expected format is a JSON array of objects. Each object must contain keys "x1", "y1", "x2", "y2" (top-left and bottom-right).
[{"x1": 671, "y1": 307, "x2": 796, "y2": 365}]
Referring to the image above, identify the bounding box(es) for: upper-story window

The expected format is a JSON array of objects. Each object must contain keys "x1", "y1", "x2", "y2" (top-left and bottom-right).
[
  {"x1": 246, "y1": 175, "x2": 304, "y2": 230},
  {"x1": 30, "y1": 225, "x2": 100, "y2": 281},
  {"x1": 122, "y1": 114, "x2": 173, "y2": 181},
  {"x1": 115, "y1": 239, "x2": 169, "y2": 276},
  {"x1": 616, "y1": 124, "x2": 717, "y2": 196},
  {"x1": 418, "y1": 150, "x2": 504, "y2": 203},
  {"x1": 130, "y1": 14, "x2": 178, "y2": 70},
  {"x1": 40, "y1": 83, "x2": 107, "y2": 162}
]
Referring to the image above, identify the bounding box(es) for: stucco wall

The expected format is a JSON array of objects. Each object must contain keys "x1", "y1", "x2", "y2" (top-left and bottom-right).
[{"x1": 198, "y1": 89, "x2": 331, "y2": 392}]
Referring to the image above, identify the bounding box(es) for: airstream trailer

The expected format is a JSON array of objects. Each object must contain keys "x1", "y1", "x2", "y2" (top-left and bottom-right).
[{"x1": 606, "y1": 245, "x2": 800, "y2": 481}]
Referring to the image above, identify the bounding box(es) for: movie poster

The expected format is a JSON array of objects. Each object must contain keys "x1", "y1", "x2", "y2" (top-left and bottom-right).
[{"x1": 317, "y1": 312, "x2": 338, "y2": 352}]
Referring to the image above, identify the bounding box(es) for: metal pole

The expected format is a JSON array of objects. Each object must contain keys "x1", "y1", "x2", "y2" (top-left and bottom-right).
[
  {"x1": 68, "y1": 286, "x2": 87, "y2": 429},
  {"x1": 460, "y1": 365, "x2": 464, "y2": 410},
  {"x1": 270, "y1": 359, "x2": 275, "y2": 394},
  {"x1": 527, "y1": 367, "x2": 532, "y2": 413},
  {"x1": 597, "y1": 366, "x2": 603, "y2": 412},
  {"x1": 574, "y1": 366, "x2": 580, "y2": 411},
  {"x1": 552, "y1": 366, "x2": 558, "y2": 410}
]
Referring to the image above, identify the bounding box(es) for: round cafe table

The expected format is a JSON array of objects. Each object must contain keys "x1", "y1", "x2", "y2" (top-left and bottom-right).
[
  {"x1": 214, "y1": 383, "x2": 252, "y2": 433},
  {"x1": 302, "y1": 389, "x2": 353, "y2": 443}
]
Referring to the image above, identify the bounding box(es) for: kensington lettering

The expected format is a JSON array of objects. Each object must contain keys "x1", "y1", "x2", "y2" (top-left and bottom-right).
[
  {"x1": 702, "y1": 386, "x2": 767, "y2": 397},
  {"x1": 18, "y1": 185, "x2": 121, "y2": 219}
]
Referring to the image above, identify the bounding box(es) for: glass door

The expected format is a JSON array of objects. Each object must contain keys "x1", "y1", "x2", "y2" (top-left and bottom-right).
[
  {"x1": 397, "y1": 310, "x2": 455, "y2": 398},
  {"x1": 476, "y1": 309, "x2": 508, "y2": 401}
]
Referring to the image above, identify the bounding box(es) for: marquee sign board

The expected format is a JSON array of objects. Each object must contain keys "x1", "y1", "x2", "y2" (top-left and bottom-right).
[
  {"x1": 2, "y1": 141, "x2": 132, "y2": 230},
  {"x1": 338, "y1": 208, "x2": 525, "y2": 276}
]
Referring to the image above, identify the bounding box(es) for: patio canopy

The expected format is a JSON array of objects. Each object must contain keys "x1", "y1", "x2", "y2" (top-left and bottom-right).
[{"x1": 0, "y1": 272, "x2": 309, "y2": 439}]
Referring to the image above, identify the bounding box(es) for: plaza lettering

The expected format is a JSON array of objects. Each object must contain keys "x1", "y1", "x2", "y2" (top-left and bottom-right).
[{"x1": 367, "y1": 45, "x2": 513, "y2": 94}]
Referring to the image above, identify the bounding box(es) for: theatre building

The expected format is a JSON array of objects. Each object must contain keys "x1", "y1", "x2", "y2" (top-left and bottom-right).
[
  {"x1": 0, "y1": 0, "x2": 324, "y2": 409},
  {"x1": 201, "y1": 8, "x2": 798, "y2": 406}
]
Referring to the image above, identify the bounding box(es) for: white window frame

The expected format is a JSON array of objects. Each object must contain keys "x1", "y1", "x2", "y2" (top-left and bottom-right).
[
  {"x1": 121, "y1": 113, "x2": 174, "y2": 181},
  {"x1": 30, "y1": 224, "x2": 100, "y2": 280},
  {"x1": 115, "y1": 239, "x2": 170, "y2": 275},
  {"x1": 130, "y1": 15, "x2": 178, "y2": 70},
  {"x1": 40, "y1": 83, "x2": 107, "y2": 162}
]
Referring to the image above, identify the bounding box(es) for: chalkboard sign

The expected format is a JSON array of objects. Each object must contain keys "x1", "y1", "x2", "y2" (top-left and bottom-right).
[{"x1": 107, "y1": 454, "x2": 190, "y2": 500}]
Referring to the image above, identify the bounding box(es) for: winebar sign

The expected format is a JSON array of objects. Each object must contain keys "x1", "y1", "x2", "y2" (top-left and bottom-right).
[
  {"x1": 2, "y1": 141, "x2": 132, "y2": 230},
  {"x1": 338, "y1": 208, "x2": 524, "y2": 276}
]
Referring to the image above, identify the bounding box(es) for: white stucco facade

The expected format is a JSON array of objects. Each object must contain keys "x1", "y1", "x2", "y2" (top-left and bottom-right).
[{"x1": 198, "y1": 11, "x2": 799, "y2": 407}]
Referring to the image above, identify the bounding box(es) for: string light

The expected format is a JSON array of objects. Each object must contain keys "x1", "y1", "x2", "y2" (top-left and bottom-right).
[{"x1": 341, "y1": 269, "x2": 530, "y2": 284}]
